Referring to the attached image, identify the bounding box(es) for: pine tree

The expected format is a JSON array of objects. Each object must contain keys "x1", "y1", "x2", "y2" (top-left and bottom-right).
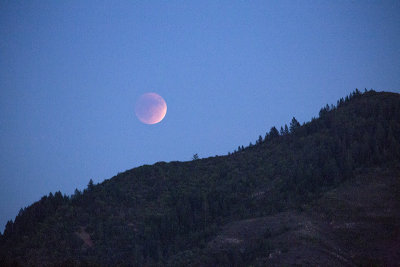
[
  {"x1": 87, "y1": 179, "x2": 94, "y2": 191},
  {"x1": 4, "y1": 220, "x2": 14, "y2": 237},
  {"x1": 74, "y1": 188, "x2": 81, "y2": 197},
  {"x1": 290, "y1": 117, "x2": 300, "y2": 133},
  {"x1": 284, "y1": 124, "x2": 289, "y2": 135},
  {"x1": 269, "y1": 127, "x2": 279, "y2": 139},
  {"x1": 257, "y1": 135, "x2": 263, "y2": 145}
]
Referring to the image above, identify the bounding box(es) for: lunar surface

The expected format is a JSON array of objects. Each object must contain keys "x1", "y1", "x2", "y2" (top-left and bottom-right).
[{"x1": 135, "y1": 93, "x2": 167, "y2": 124}]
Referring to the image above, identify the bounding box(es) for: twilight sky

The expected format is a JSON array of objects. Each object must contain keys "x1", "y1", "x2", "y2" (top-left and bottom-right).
[{"x1": 1, "y1": 1, "x2": 399, "y2": 232}]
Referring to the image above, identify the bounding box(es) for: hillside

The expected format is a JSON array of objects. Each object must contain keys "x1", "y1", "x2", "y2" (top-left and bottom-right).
[{"x1": 1, "y1": 90, "x2": 400, "y2": 266}]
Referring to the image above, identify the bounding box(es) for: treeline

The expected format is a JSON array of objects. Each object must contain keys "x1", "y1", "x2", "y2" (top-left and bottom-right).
[
  {"x1": 1, "y1": 89, "x2": 400, "y2": 266},
  {"x1": 234, "y1": 88, "x2": 372, "y2": 154}
]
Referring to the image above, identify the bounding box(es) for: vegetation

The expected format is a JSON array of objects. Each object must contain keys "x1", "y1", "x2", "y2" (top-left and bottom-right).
[{"x1": 1, "y1": 89, "x2": 399, "y2": 266}]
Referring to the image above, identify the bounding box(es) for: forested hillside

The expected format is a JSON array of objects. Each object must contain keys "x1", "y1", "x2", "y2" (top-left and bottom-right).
[{"x1": 1, "y1": 90, "x2": 399, "y2": 266}]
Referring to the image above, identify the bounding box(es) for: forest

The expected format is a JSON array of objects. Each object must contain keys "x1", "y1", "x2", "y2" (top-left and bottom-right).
[{"x1": 1, "y1": 89, "x2": 400, "y2": 266}]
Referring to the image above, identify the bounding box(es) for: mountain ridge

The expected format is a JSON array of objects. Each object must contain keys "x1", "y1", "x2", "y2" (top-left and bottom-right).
[{"x1": 1, "y1": 90, "x2": 400, "y2": 266}]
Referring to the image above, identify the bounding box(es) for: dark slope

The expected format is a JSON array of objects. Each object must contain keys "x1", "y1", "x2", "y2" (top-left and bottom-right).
[
  {"x1": 1, "y1": 90, "x2": 400, "y2": 266},
  {"x1": 201, "y1": 167, "x2": 400, "y2": 266}
]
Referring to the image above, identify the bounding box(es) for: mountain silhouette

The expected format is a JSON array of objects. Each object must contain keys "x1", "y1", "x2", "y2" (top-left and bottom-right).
[{"x1": 1, "y1": 89, "x2": 399, "y2": 266}]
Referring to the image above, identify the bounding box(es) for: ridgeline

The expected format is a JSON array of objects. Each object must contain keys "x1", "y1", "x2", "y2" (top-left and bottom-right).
[{"x1": 1, "y1": 90, "x2": 400, "y2": 266}]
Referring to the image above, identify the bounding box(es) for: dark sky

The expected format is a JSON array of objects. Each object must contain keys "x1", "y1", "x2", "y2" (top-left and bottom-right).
[{"x1": 1, "y1": 1, "x2": 399, "y2": 232}]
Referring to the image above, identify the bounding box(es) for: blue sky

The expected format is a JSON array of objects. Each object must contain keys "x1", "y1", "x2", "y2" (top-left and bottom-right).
[{"x1": 1, "y1": 1, "x2": 399, "y2": 232}]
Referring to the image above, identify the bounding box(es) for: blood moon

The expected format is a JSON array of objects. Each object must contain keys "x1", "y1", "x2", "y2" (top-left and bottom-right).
[{"x1": 135, "y1": 93, "x2": 167, "y2": 124}]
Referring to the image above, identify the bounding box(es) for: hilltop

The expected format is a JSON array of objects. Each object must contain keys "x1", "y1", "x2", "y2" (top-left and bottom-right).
[{"x1": 1, "y1": 90, "x2": 399, "y2": 266}]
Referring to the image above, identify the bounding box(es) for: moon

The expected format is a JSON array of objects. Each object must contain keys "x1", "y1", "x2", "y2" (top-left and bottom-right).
[{"x1": 135, "y1": 93, "x2": 167, "y2": 124}]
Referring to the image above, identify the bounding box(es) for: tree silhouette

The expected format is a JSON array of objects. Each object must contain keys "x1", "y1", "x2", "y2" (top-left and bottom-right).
[
  {"x1": 290, "y1": 117, "x2": 300, "y2": 133},
  {"x1": 87, "y1": 179, "x2": 94, "y2": 191},
  {"x1": 269, "y1": 127, "x2": 279, "y2": 139},
  {"x1": 256, "y1": 135, "x2": 263, "y2": 145}
]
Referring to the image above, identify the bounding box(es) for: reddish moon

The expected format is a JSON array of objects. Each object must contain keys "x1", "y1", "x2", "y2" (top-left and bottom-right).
[{"x1": 135, "y1": 93, "x2": 167, "y2": 124}]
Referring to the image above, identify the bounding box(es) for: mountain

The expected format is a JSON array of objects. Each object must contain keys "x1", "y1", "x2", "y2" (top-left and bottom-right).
[{"x1": 1, "y1": 90, "x2": 399, "y2": 266}]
